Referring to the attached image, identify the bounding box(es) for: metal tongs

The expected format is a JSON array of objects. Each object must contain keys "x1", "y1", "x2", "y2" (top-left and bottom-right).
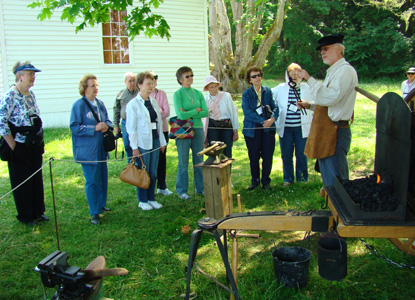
[{"x1": 287, "y1": 71, "x2": 307, "y2": 115}]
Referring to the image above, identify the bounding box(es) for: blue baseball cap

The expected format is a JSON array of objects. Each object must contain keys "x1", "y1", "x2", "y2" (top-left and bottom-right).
[{"x1": 14, "y1": 64, "x2": 42, "y2": 74}]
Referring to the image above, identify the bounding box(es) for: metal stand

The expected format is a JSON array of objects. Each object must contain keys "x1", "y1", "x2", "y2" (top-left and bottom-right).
[{"x1": 185, "y1": 218, "x2": 241, "y2": 300}]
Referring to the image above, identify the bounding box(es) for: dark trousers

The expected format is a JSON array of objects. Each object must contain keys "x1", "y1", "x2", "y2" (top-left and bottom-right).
[
  {"x1": 207, "y1": 118, "x2": 234, "y2": 159},
  {"x1": 157, "y1": 132, "x2": 169, "y2": 189},
  {"x1": 8, "y1": 142, "x2": 45, "y2": 223},
  {"x1": 244, "y1": 129, "x2": 276, "y2": 185}
]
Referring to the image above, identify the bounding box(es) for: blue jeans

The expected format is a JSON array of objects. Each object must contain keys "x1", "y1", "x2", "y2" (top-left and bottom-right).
[
  {"x1": 135, "y1": 138, "x2": 160, "y2": 203},
  {"x1": 279, "y1": 126, "x2": 308, "y2": 183},
  {"x1": 121, "y1": 119, "x2": 133, "y2": 163},
  {"x1": 81, "y1": 161, "x2": 108, "y2": 216},
  {"x1": 319, "y1": 127, "x2": 351, "y2": 186},
  {"x1": 207, "y1": 119, "x2": 234, "y2": 159},
  {"x1": 244, "y1": 128, "x2": 276, "y2": 185},
  {"x1": 175, "y1": 127, "x2": 204, "y2": 195}
]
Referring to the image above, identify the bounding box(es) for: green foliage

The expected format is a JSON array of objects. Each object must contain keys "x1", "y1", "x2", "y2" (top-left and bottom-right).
[
  {"x1": 27, "y1": 0, "x2": 171, "y2": 40},
  {"x1": 265, "y1": 0, "x2": 414, "y2": 79}
]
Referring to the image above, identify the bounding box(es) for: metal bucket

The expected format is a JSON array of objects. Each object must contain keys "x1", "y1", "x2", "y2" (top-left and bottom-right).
[
  {"x1": 318, "y1": 237, "x2": 347, "y2": 281},
  {"x1": 272, "y1": 246, "x2": 311, "y2": 288}
]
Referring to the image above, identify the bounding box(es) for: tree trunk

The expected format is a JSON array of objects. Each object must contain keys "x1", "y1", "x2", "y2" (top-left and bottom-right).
[{"x1": 208, "y1": 0, "x2": 286, "y2": 94}]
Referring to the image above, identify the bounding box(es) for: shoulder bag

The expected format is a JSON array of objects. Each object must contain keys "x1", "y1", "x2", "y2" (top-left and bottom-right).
[
  {"x1": 82, "y1": 98, "x2": 116, "y2": 152},
  {"x1": 168, "y1": 117, "x2": 194, "y2": 139}
]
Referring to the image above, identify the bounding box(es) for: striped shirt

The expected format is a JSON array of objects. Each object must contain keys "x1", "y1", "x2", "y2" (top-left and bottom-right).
[{"x1": 285, "y1": 87, "x2": 301, "y2": 127}]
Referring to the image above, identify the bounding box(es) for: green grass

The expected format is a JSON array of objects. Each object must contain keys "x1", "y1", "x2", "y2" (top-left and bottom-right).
[{"x1": 1, "y1": 79, "x2": 414, "y2": 300}]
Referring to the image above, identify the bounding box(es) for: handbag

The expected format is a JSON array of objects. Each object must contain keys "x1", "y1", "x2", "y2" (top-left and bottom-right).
[
  {"x1": 102, "y1": 129, "x2": 116, "y2": 152},
  {"x1": 168, "y1": 116, "x2": 194, "y2": 139},
  {"x1": 120, "y1": 156, "x2": 150, "y2": 189},
  {"x1": 0, "y1": 137, "x2": 13, "y2": 161},
  {"x1": 262, "y1": 104, "x2": 273, "y2": 119},
  {"x1": 82, "y1": 98, "x2": 115, "y2": 152}
]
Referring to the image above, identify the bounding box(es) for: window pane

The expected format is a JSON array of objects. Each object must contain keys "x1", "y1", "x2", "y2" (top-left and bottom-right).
[
  {"x1": 112, "y1": 37, "x2": 121, "y2": 51},
  {"x1": 113, "y1": 51, "x2": 121, "y2": 64},
  {"x1": 122, "y1": 52, "x2": 129, "y2": 64},
  {"x1": 102, "y1": 23, "x2": 111, "y2": 36},
  {"x1": 111, "y1": 10, "x2": 119, "y2": 22},
  {"x1": 103, "y1": 37, "x2": 112, "y2": 51},
  {"x1": 111, "y1": 23, "x2": 120, "y2": 36},
  {"x1": 120, "y1": 38, "x2": 128, "y2": 51},
  {"x1": 120, "y1": 24, "x2": 127, "y2": 36},
  {"x1": 104, "y1": 51, "x2": 112, "y2": 64}
]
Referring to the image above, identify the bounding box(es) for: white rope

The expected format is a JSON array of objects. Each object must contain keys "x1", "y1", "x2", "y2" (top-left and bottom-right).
[{"x1": 0, "y1": 158, "x2": 53, "y2": 201}]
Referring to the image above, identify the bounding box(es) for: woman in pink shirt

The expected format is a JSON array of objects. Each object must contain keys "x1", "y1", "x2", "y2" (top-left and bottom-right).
[{"x1": 150, "y1": 71, "x2": 173, "y2": 196}]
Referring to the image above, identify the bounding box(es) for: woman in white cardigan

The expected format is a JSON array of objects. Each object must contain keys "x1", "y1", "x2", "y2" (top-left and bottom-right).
[
  {"x1": 272, "y1": 63, "x2": 314, "y2": 186},
  {"x1": 126, "y1": 71, "x2": 166, "y2": 211}
]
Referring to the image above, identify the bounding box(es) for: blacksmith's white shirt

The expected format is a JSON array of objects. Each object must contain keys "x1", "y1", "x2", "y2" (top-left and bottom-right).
[{"x1": 307, "y1": 58, "x2": 358, "y2": 122}]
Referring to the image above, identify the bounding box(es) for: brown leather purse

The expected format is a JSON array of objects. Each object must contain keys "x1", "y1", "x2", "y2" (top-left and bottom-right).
[{"x1": 120, "y1": 156, "x2": 150, "y2": 189}]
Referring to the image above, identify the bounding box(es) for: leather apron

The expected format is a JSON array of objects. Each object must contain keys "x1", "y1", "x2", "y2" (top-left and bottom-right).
[{"x1": 304, "y1": 105, "x2": 337, "y2": 159}]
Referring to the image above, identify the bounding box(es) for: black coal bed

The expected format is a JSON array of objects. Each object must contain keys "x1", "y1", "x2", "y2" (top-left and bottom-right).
[{"x1": 326, "y1": 92, "x2": 415, "y2": 225}]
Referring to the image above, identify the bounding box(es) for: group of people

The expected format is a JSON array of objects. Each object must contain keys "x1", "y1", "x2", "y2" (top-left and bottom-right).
[{"x1": 1, "y1": 33, "x2": 386, "y2": 226}]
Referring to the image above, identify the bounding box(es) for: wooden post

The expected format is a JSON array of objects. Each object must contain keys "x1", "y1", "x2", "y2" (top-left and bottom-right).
[{"x1": 196, "y1": 159, "x2": 234, "y2": 220}]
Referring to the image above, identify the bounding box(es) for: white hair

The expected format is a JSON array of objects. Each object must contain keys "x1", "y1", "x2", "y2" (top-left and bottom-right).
[
  {"x1": 123, "y1": 72, "x2": 135, "y2": 81},
  {"x1": 334, "y1": 43, "x2": 345, "y2": 56}
]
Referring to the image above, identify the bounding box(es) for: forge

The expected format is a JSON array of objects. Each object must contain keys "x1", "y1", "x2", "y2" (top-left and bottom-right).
[{"x1": 326, "y1": 92, "x2": 415, "y2": 225}]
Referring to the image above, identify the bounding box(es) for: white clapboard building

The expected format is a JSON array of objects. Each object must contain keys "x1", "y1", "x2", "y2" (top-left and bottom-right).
[{"x1": 0, "y1": 0, "x2": 209, "y2": 127}]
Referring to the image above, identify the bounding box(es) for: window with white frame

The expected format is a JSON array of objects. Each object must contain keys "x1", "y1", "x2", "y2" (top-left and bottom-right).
[{"x1": 102, "y1": 10, "x2": 130, "y2": 64}]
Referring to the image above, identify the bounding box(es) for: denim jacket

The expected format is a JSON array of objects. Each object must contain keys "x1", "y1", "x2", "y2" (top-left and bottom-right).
[
  {"x1": 242, "y1": 85, "x2": 278, "y2": 138},
  {"x1": 70, "y1": 97, "x2": 112, "y2": 164}
]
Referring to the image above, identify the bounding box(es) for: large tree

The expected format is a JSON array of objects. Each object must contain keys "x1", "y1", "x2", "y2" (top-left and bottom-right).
[{"x1": 208, "y1": 0, "x2": 286, "y2": 93}]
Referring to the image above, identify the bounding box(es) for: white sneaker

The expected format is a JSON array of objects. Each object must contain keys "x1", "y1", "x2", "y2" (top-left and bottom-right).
[
  {"x1": 179, "y1": 193, "x2": 190, "y2": 200},
  {"x1": 138, "y1": 202, "x2": 153, "y2": 211},
  {"x1": 148, "y1": 201, "x2": 163, "y2": 209},
  {"x1": 157, "y1": 188, "x2": 173, "y2": 196}
]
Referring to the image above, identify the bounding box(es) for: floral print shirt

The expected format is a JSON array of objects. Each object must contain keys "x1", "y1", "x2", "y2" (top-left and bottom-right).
[{"x1": 0, "y1": 86, "x2": 41, "y2": 143}]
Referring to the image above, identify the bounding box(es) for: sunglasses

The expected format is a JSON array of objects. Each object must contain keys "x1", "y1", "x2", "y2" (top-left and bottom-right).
[
  {"x1": 407, "y1": 73, "x2": 415, "y2": 75},
  {"x1": 185, "y1": 74, "x2": 194, "y2": 79},
  {"x1": 250, "y1": 74, "x2": 262, "y2": 79},
  {"x1": 154, "y1": 75, "x2": 158, "y2": 80}
]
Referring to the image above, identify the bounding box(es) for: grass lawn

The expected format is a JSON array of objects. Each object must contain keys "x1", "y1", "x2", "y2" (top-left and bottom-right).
[{"x1": 0, "y1": 78, "x2": 414, "y2": 299}]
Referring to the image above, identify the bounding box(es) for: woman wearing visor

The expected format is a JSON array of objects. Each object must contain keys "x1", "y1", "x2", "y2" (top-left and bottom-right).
[{"x1": 0, "y1": 61, "x2": 47, "y2": 225}]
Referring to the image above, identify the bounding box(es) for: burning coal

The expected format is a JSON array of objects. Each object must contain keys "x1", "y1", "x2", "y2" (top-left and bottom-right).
[{"x1": 342, "y1": 175, "x2": 399, "y2": 212}]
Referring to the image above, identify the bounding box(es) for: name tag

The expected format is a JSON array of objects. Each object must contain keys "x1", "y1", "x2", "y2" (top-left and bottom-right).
[
  {"x1": 287, "y1": 103, "x2": 298, "y2": 113},
  {"x1": 256, "y1": 106, "x2": 263, "y2": 115},
  {"x1": 151, "y1": 123, "x2": 157, "y2": 130}
]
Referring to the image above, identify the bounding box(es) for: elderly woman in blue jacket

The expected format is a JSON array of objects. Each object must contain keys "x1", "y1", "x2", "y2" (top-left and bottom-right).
[
  {"x1": 126, "y1": 71, "x2": 166, "y2": 211},
  {"x1": 242, "y1": 66, "x2": 279, "y2": 191},
  {"x1": 70, "y1": 74, "x2": 113, "y2": 225}
]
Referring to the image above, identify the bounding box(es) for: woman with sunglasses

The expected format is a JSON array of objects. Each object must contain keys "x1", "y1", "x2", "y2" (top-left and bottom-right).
[
  {"x1": 402, "y1": 67, "x2": 415, "y2": 100},
  {"x1": 242, "y1": 66, "x2": 279, "y2": 191},
  {"x1": 173, "y1": 66, "x2": 208, "y2": 200}
]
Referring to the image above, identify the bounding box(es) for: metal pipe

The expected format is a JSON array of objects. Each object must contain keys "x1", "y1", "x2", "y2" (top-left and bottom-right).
[{"x1": 355, "y1": 86, "x2": 380, "y2": 103}]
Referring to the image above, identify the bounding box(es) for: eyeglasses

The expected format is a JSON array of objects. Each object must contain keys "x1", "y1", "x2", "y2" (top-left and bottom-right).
[
  {"x1": 185, "y1": 74, "x2": 194, "y2": 79},
  {"x1": 88, "y1": 84, "x2": 99, "y2": 88},
  {"x1": 154, "y1": 75, "x2": 158, "y2": 80},
  {"x1": 407, "y1": 73, "x2": 415, "y2": 76},
  {"x1": 250, "y1": 74, "x2": 262, "y2": 79}
]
